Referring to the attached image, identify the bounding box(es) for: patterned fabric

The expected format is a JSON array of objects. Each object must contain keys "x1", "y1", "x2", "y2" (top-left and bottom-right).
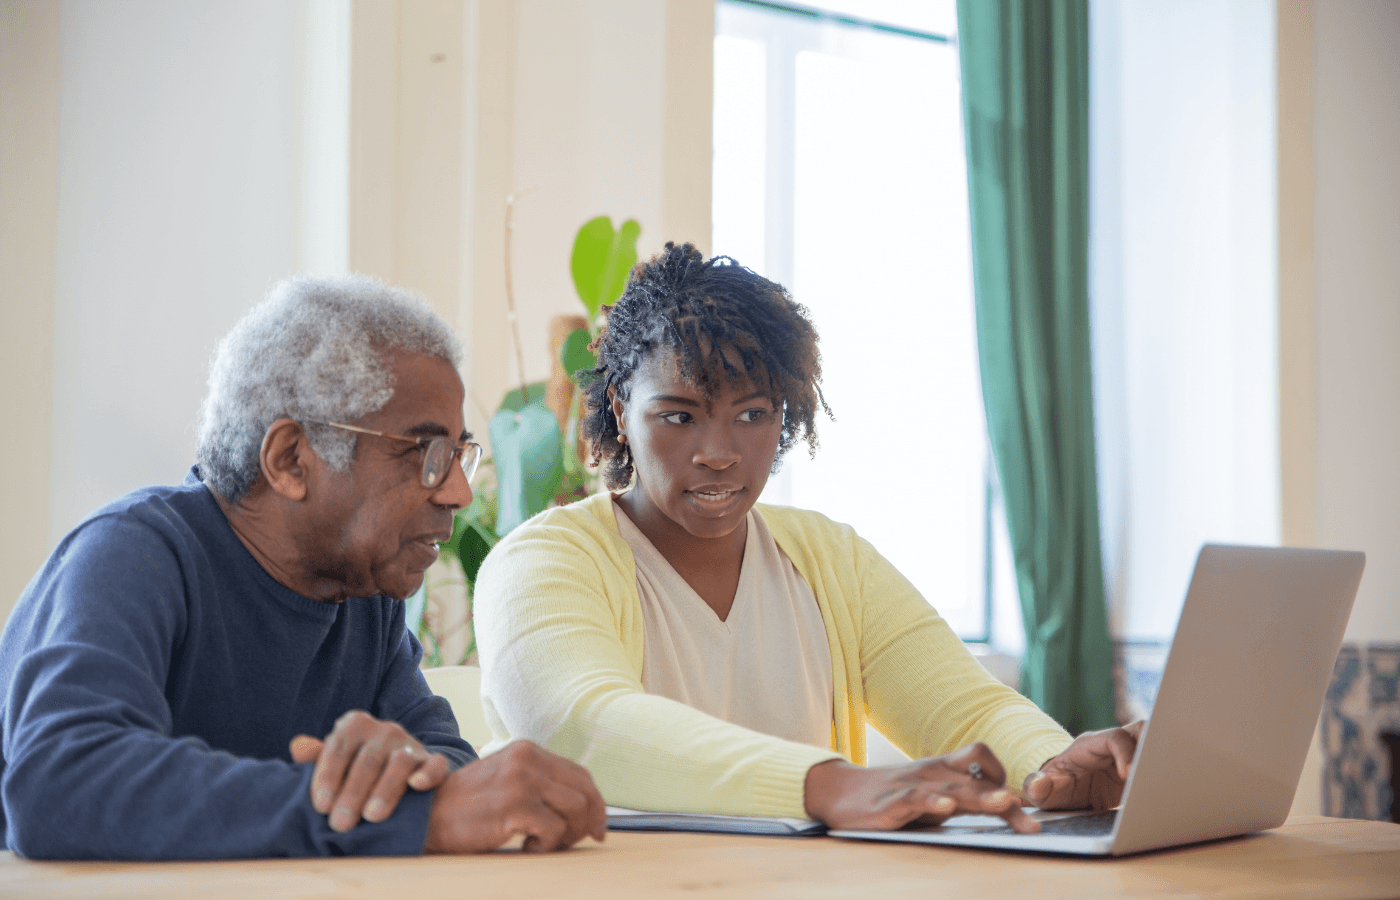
[
  {"x1": 1323, "y1": 643, "x2": 1400, "y2": 821},
  {"x1": 1112, "y1": 640, "x2": 1168, "y2": 725}
]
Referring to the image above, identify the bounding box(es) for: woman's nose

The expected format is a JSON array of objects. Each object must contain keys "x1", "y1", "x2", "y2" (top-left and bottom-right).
[{"x1": 693, "y1": 426, "x2": 741, "y2": 470}]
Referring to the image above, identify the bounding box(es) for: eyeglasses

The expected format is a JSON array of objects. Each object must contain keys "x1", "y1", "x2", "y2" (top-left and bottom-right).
[{"x1": 305, "y1": 421, "x2": 482, "y2": 489}]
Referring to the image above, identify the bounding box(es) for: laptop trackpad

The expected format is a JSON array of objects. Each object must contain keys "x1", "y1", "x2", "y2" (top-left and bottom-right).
[{"x1": 927, "y1": 809, "x2": 1117, "y2": 837}]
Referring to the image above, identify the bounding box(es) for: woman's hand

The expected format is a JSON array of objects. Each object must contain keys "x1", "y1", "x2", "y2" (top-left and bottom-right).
[
  {"x1": 1023, "y1": 720, "x2": 1146, "y2": 811},
  {"x1": 803, "y1": 742, "x2": 1040, "y2": 833}
]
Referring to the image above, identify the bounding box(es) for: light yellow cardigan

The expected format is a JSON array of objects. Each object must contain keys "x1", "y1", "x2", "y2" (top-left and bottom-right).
[{"x1": 474, "y1": 492, "x2": 1072, "y2": 819}]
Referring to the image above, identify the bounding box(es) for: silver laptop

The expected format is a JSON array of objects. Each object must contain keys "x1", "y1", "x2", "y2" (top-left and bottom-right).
[{"x1": 831, "y1": 543, "x2": 1365, "y2": 856}]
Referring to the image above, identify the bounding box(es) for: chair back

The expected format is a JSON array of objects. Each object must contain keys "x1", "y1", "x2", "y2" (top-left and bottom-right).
[{"x1": 421, "y1": 665, "x2": 492, "y2": 750}]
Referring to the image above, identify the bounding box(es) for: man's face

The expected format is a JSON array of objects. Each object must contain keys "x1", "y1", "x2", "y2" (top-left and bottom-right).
[{"x1": 299, "y1": 351, "x2": 472, "y2": 601}]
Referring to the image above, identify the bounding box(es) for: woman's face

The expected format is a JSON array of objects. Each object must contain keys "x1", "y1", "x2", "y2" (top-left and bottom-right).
[{"x1": 611, "y1": 347, "x2": 783, "y2": 545}]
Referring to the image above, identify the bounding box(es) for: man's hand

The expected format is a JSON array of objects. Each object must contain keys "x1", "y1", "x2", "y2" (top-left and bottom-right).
[
  {"x1": 289, "y1": 709, "x2": 451, "y2": 832},
  {"x1": 423, "y1": 740, "x2": 607, "y2": 853},
  {"x1": 804, "y1": 742, "x2": 1040, "y2": 833},
  {"x1": 1023, "y1": 720, "x2": 1146, "y2": 811}
]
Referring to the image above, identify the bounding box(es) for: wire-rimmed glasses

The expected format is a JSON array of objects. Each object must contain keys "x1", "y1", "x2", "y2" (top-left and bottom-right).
[{"x1": 305, "y1": 421, "x2": 482, "y2": 489}]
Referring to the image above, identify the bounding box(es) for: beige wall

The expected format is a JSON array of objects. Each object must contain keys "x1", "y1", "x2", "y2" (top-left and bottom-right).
[
  {"x1": 1312, "y1": 0, "x2": 1400, "y2": 644},
  {"x1": 0, "y1": 2, "x2": 60, "y2": 622},
  {"x1": 347, "y1": 0, "x2": 712, "y2": 440},
  {"x1": 1277, "y1": 0, "x2": 1323, "y2": 818},
  {"x1": 1278, "y1": 0, "x2": 1400, "y2": 816},
  {"x1": 465, "y1": 0, "x2": 713, "y2": 436}
]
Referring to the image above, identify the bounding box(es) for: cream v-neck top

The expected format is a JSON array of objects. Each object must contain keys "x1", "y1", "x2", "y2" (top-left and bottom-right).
[{"x1": 613, "y1": 501, "x2": 834, "y2": 750}]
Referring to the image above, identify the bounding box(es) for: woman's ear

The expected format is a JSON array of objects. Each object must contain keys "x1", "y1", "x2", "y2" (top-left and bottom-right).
[
  {"x1": 609, "y1": 385, "x2": 626, "y2": 437},
  {"x1": 259, "y1": 418, "x2": 312, "y2": 501}
]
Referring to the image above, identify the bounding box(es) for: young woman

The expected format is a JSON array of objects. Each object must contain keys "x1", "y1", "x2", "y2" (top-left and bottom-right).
[{"x1": 474, "y1": 244, "x2": 1141, "y2": 831}]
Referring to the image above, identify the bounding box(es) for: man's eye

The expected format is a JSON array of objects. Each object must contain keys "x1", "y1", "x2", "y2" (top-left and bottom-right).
[{"x1": 659, "y1": 412, "x2": 692, "y2": 425}]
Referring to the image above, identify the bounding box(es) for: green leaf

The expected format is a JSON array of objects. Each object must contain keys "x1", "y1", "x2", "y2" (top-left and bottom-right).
[
  {"x1": 449, "y1": 496, "x2": 500, "y2": 587},
  {"x1": 498, "y1": 380, "x2": 550, "y2": 414},
  {"x1": 436, "y1": 509, "x2": 468, "y2": 566},
  {"x1": 489, "y1": 403, "x2": 563, "y2": 536},
  {"x1": 571, "y1": 216, "x2": 642, "y2": 319},
  {"x1": 560, "y1": 328, "x2": 598, "y2": 380},
  {"x1": 419, "y1": 626, "x2": 444, "y2": 669}
]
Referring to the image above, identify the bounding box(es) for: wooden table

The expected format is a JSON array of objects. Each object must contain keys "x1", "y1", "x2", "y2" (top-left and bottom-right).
[{"x1": 2, "y1": 816, "x2": 1398, "y2": 900}]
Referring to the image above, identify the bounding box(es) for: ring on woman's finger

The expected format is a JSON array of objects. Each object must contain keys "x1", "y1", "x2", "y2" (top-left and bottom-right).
[{"x1": 968, "y1": 762, "x2": 984, "y2": 780}]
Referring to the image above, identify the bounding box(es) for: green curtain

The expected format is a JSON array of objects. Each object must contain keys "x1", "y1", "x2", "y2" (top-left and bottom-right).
[{"x1": 956, "y1": 0, "x2": 1115, "y2": 734}]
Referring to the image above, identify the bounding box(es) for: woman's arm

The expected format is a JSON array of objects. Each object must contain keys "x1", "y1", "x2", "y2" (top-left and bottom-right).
[
  {"x1": 851, "y1": 531, "x2": 1074, "y2": 796},
  {"x1": 473, "y1": 510, "x2": 841, "y2": 819}
]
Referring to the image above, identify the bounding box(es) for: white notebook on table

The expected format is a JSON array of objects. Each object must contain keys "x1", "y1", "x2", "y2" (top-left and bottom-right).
[{"x1": 606, "y1": 806, "x2": 825, "y2": 836}]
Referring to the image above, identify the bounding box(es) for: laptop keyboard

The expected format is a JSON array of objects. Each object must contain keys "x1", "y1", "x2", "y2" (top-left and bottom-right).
[{"x1": 949, "y1": 810, "x2": 1118, "y2": 837}]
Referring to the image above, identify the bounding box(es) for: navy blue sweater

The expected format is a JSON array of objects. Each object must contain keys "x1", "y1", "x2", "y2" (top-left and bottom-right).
[{"x1": 0, "y1": 470, "x2": 477, "y2": 859}]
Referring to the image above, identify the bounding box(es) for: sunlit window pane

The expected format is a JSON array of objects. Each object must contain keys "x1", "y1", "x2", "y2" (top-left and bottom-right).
[
  {"x1": 786, "y1": 39, "x2": 983, "y2": 636},
  {"x1": 715, "y1": 0, "x2": 1017, "y2": 644},
  {"x1": 712, "y1": 35, "x2": 767, "y2": 272}
]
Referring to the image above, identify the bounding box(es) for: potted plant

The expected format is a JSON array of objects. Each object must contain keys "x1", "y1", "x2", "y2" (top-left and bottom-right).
[{"x1": 406, "y1": 212, "x2": 641, "y2": 666}]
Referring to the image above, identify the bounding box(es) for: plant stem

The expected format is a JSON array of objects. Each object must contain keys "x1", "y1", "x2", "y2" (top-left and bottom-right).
[{"x1": 504, "y1": 193, "x2": 530, "y2": 406}]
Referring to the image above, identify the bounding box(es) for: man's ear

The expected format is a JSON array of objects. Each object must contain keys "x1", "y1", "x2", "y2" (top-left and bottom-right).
[{"x1": 260, "y1": 418, "x2": 314, "y2": 501}]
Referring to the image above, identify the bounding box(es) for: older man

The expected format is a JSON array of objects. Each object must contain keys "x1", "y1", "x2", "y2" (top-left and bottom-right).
[{"x1": 0, "y1": 275, "x2": 605, "y2": 859}]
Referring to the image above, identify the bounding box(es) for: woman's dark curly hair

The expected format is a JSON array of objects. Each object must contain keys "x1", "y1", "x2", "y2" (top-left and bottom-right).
[{"x1": 579, "y1": 242, "x2": 831, "y2": 489}]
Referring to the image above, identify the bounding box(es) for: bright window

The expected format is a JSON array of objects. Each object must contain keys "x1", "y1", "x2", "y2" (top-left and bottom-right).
[{"x1": 713, "y1": 0, "x2": 1021, "y2": 650}]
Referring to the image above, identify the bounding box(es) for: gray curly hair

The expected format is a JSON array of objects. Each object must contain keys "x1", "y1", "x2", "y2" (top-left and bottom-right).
[{"x1": 196, "y1": 274, "x2": 463, "y2": 503}]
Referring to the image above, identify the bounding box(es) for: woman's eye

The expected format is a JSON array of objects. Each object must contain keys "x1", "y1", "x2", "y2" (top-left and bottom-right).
[
  {"x1": 738, "y1": 408, "x2": 770, "y2": 424},
  {"x1": 659, "y1": 412, "x2": 692, "y2": 425}
]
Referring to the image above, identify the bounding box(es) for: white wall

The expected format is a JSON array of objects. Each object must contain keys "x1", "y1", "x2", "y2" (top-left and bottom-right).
[
  {"x1": 1091, "y1": 0, "x2": 1280, "y2": 642},
  {"x1": 466, "y1": 0, "x2": 711, "y2": 430},
  {"x1": 1313, "y1": 0, "x2": 1400, "y2": 644},
  {"x1": 46, "y1": 1, "x2": 299, "y2": 546},
  {"x1": 0, "y1": 0, "x2": 711, "y2": 623}
]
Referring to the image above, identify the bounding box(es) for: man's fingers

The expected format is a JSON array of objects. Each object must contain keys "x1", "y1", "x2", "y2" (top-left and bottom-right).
[
  {"x1": 408, "y1": 751, "x2": 451, "y2": 792},
  {"x1": 422, "y1": 741, "x2": 610, "y2": 854},
  {"x1": 323, "y1": 733, "x2": 400, "y2": 828},
  {"x1": 535, "y1": 778, "x2": 602, "y2": 847},
  {"x1": 540, "y1": 756, "x2": 608, "y2": 842},
  {"x1": 310, "y1": 711, "x2": 435, "y2": 829},
  {"x1": 311, "y1": 718, "x2": 367, "y2": 814},
  {"x1": 362, "y1": 745, "x2": 432, "y2": 823},
  {"x1": 290, "y1": 734, "x2": 323, "y2": 765},
  {"x1": 504, "y1": 801, "x2": 570, "y2": 852},
  {"x1": 510, "y1": 745, "x2": 607, "y2": 845}
]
